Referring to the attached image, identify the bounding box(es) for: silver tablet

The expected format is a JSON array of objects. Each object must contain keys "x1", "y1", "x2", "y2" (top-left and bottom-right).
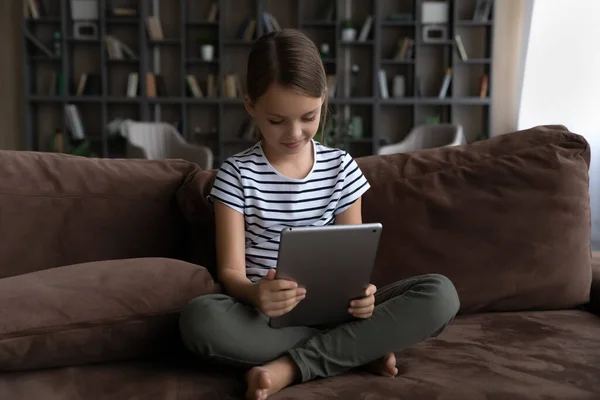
[{"x1": 269, "y1": 223, "x2": 383, "y2": 329}]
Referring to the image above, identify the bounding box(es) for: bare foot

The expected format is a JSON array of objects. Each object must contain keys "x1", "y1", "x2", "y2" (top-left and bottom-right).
[
  {"x1": 245, "y1": 356, "x2": 299, "y2": 400},
  {"x1": 364, "y1": 353, "x2": 398, "y2": 377}
]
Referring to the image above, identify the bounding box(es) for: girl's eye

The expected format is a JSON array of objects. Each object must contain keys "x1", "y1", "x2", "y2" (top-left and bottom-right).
[
  {"x1": 268, "y1": 119, "x2": 283, "y2": 125},
  {"x1": 302, "y1": 116, "x2": 317, "y2": 122}
]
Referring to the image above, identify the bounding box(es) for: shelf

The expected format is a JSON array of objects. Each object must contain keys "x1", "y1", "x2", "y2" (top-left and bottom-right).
[
  {"x1": 65, "y1": 96, "x2": 103, "y2": 103},
  {"x1": 221, "y1": 98, "x2": 245, "y2": 105},
  {"x1": 458, "y1": 58, "x2": 492, "y2": 64},
  {"x1": 106, "y1": 97, "x2": 140, "y2": 103},
  {"x1": 321, "y1": 58, "x2": 336, "y2": 64},
  {"x1": 381, "y1": 59, "x2": 415, "y2": 65},
  {"x1": 340, "y1": 40, "x2": 374, "y2": 46},
  {"x1": 381, "y1": 21, "x2": 416, "y2": 27},
  {"x1": 30, "y1": 55, "x2": 61, "y2": 62},
  {"x1": 302, "y1": 20, "x2": 336, "y2": 28},
  {"x1": 68, "y1": 38, "x2": 101, "y2": 44},
  {"x1": 457, "y1": 20, "x2": 492, "y2": 27},
  {"x1": 148, "y1": 97, "x2": 184, "y2": 104},
  {"x1": 380, "y1": 97, "x2": 490, "y2": 105},
  {"x1": 222, "y1": 40, "x2": 254, "y2": 46},
  {"x1": 186, "y1": 21, "x2": 219, "y2": 27},
  {"x1": 330, "y1": 98, "x2": 374, "y2": 105},
  {"x1": 25, "y1": 17, "x2": 61, "y2": 24},
  {"x1": 106, "y1": 18, "x2": 138, "y2": 25},
  {"x1": 186, "y1": 98, "x2": 220, "y2": 105},
  {"x1": 148, "y1": 39, "x2": 182, "y2": 46},
  {"x1": 29, "y1": 95, "x2": 63, "y2": 103},
  {"x1": 185, "y1": 58, "x2": 219, "y2": 65},
  {"x1": 418, "y1": 40, "x2": 454, "y2": 46},
  {"x1": 107, "y1": 58, "x2": 139, "y2": 64}
]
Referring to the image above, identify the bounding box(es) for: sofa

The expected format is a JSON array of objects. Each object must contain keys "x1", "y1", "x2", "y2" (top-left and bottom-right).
[{"x1": 0, "y1": 125, "x2": 599, "y2": 399}]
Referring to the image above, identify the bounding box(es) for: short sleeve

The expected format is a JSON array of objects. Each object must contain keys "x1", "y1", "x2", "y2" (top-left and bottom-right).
[
  {"x1": 209, "y1": 159, "x2": 245, "y2": 214},
  {"x1": 335, "y1": 152, "x2": 371, "y2": 215}
]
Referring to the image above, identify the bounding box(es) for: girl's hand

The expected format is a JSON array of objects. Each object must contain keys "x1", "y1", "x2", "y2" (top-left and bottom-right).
[
  {"x1": 254, "y1": 269, "x2": 306, "y2": 317},
  {"x1": 349, "y1": 284, "x2": 377, "y2": 319}
]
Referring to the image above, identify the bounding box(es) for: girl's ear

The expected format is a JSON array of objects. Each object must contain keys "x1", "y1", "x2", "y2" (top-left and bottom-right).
[{"x1": 244, "y1": 95, "x2": 256, "y2": 118}]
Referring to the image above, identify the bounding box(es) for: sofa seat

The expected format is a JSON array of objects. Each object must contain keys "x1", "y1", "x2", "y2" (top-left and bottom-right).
[{"x1": 2, "y1": 310, "x2": 598, "y2": 399}]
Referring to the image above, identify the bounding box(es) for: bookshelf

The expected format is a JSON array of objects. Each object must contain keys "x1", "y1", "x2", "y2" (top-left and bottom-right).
[{"x1": 22, "y1": 0, "x2": 495, "y2": 165}]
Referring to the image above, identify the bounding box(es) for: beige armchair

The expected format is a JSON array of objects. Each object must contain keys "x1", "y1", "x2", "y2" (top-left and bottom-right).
[
  {"x1": 378, "y1": 124, "x2": 466, "y2": 155},
  {"x1": 120, "y1": 121, "x2": 214, "y2": 170}
]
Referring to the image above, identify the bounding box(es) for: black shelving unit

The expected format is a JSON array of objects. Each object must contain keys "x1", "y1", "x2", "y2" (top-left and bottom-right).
[{"x1": 22, "y1": 0, "x2": 494, "y2": 165}]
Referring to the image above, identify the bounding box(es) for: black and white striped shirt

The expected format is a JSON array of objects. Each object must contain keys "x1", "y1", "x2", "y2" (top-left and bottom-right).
[{"x1": 209, "y1": 140, "x2": 370, "y2": 282}]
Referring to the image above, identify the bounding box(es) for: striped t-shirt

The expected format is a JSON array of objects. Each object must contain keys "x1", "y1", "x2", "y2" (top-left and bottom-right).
[{"x1": 209, "y1": 140, "x2": 370, "y2": 282}]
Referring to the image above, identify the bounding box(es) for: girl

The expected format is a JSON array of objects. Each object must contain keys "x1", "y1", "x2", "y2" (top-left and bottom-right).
[{"x1": 179, "y1": 29, "x2": 459, "y2": 400}]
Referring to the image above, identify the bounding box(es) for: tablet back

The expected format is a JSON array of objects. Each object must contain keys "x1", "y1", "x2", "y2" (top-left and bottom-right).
[{"x1": 270, "y1": 223, "x2": 382, "y2": 328}]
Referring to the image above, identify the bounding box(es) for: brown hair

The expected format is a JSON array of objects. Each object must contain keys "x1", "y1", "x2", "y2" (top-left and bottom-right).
[{"x1": 246, "y1": 29, "x2": 328, "y2": 132}]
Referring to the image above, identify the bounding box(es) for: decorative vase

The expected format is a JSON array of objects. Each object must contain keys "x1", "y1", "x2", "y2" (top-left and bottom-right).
[{"x1": 200, "y1": 44, "x2": 214, "y2": 61}]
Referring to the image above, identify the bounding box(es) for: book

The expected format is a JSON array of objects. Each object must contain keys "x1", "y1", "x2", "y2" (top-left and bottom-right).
[
  {"x1": 480, "y1": 75, "x2": 489, "y2": 98},
  {"x1": 155, "y1": 75, "x2": 167, "y2": 97},
  {"x1": 393, "y1": 38, "x2": 414, "y2": 61},
  {"x1": 244, "y1": 20, "x2": 257, "y2": 41},
  {"x1": 146, "y1": 73, "x2": 157, "y2": 97},
  {"x1": 378, "y1": 70, "x2": 389, "y2": 99},
  {"x1": 112, "y1": 7, "x2": 137, "y2": 17},
  {"x1": 76, "y1": 73, "x2": 88, "y2": 96},
  {"x1": 319, "y1": 1, "x2": 335, "y2": 21},
  {"x1": 83, "y1": 74, "x2": 101, "y2": 95},
  {"x1": 206, "y1": 2, "x2": 218, "y2": 21},
  {"x1": 235, "y1": 75, "x2": 244, "y2": 98},
  {"x1": 326, "y1": 75, "x2": 337, "y2": 98},
  {"x1": 207, "y1": 74, "x2": 217, "y2": 97},
  {"x1": 438, "y1": 68, "x2": 452, "y2": 98},
  {"x1": 223, "y1": 75, "x2": 238, "y2": 98},
  {"x1": 262, "y1": 13, "x2": 275, "y2": 33},
  {"x1": 237, "y1": 18, "x2": 250, "y2": 39},
  {"x1": 28, "y1": 0, "x2": 39, "y2": 19},
  {"x1": 455, "y1": 34, "x2": 468, "y2": 61},
  {"x1": 358, "y1": 16, "x2": 373, "y2": 42},
  {"x1": 127, "y1": 73, "x2": 138, "y2": 97},
  {"x1": 186, "y1": 75, "x2": 203, "y2": 97},
  {"x1": 146, "y1": 17, "x2": 164, "y2": 40},
  {"x1": 473, "y1": 0, "x2": 493, "y2": 21},
  {"x1": 270, "y1": 14, "x2": 282, "y2": 31},
  {"x1": 64, "y1": 104, "x2": 86, "y2": 140}
]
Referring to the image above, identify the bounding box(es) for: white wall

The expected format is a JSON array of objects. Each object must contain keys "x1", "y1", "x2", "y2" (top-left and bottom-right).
[{"x1": 518, "y1": 0, "x2": 600, "y2": 247}]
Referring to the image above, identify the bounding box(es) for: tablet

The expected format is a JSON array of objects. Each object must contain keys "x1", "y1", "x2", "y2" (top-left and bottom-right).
[{"x1": 269, "y1": 223, "x2": 383, "y2": 329}]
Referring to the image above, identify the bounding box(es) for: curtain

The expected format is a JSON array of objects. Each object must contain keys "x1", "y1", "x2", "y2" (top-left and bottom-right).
[{"x1": 518, "y1": 0, "x2": 600, "y2": 248}]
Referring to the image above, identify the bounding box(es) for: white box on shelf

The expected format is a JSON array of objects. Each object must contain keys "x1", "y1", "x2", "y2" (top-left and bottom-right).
[
  {"x1": 422, "y1": 1, "x2": 448, "y2": 24},
  {"x1": 70, "y1": 0, "x2": 98, "y2": 20}
]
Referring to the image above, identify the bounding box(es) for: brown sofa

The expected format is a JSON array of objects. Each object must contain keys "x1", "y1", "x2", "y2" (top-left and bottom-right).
[{"x1": 1, "y1": 125, "x2": 599, "y2": 399}]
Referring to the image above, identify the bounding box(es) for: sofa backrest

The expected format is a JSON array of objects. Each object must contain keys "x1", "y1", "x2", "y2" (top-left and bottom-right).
[
  {"x1": 179, "y1": 125, "x2": 592, "y2": 314},
  {"x1": 359, "y1": 125, "x2": 591, "y2": 313},
  {"x1": 0, "y1": 151, "x2": 194, "y2": 278}
]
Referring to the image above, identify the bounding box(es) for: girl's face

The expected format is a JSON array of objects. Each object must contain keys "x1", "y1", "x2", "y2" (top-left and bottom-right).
[{"x1": 245, "y1": 83, "x2": 324, "y2": 157}]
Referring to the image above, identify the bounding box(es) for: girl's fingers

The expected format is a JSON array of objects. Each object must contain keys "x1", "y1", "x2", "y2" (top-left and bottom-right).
[
  {"x1": 349, "y1": 304, "x2": 375, "y2": 318},
  {"x1": 268, "y1": 294, "x2": 305, "y2": 311},
  {"x1": 268, "y1": 298, "x2": 303, "y2": 317},
  {"x1": 350, "y1": 295, "x2": 375, "y2": 308}
]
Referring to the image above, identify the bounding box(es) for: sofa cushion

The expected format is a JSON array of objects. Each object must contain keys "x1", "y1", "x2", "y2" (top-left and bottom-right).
[
  {"x1": 0, "y1": 258, "x2": 219, "y2": 371},
  {"x1": 0, "y1": 151, "x2": 195, "y2": 279},
  {"x1": 357, "y1": 125, "x2": 592, "y2": 313},
  {"x1": 1, "y1": 310, "x2": 599, "y2": 399}
]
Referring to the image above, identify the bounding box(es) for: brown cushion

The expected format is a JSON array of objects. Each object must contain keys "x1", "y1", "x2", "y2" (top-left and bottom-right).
[
  {"x1": 357, "y1": 125, "x2": 592, "y2": 314},
  {"x1": 0, "y1": 151, "x2": 195, "y2": 279},
  {"x1": 0, "y1": 258, "x2": 219, "y2": 371}
]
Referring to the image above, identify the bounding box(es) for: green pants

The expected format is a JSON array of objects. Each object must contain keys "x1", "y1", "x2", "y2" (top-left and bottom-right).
[{"x1": 179, "y1": 274, "x2": 459, "y2": 382}]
